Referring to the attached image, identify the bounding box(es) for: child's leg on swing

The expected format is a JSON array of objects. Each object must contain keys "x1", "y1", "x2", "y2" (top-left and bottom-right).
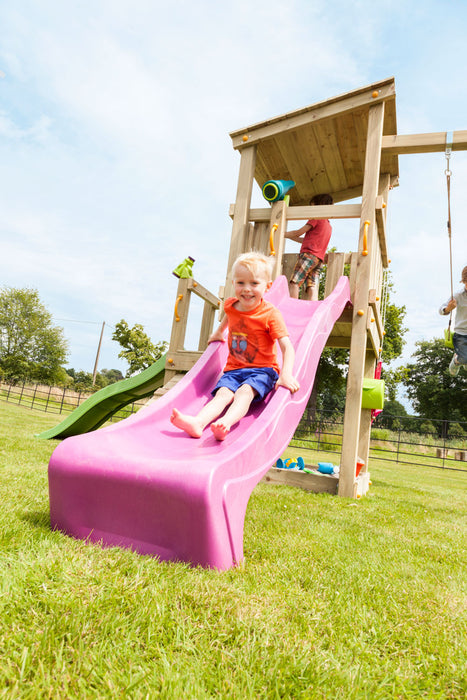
[
  {"x1": 211, "y1": 384, "x2": 256, "y2": 441},
  {"x1": 454, "y1": 333, "x2": 467, "y2": 367},
  {"x1": 171, "y1": 387, "x2": 234, "y2": 438}
]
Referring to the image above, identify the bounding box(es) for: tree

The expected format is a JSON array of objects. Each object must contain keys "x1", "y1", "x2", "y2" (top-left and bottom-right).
[
  {"x1": 380, "y1": 279, "x2": 407, "y2": 364},
  {"x1": 307, "y1": 269, "x2": 407, "y2": 418},
  {"x1": 0, "y1": 287, "x2": 69, "y2": 384},
  {"x1": 66, "y1": 368, "x2": 124, "y2": 392},
  {"x1": 100, "y1": 368, "x2": 124, "y2": 384},
  {"x1": 112, "y1": 320, "x2": 167, "y2": 377},
  {"x1": 400, "y1": 338, "x2": 467, "y2": 429}
]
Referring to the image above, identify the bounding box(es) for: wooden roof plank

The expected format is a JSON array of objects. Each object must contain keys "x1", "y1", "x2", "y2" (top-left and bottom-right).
[
  {"x1": 230, "y1": 78, "x2": 396, "y2": 150},
  {"x1": 312, "y1": 120, "x2": 348, "y2": 193}
]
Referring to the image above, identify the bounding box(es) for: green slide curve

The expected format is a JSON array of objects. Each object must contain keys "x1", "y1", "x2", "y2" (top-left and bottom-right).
[{"x1": 37, "y1": 354, "x2": 167, "y2": 440}]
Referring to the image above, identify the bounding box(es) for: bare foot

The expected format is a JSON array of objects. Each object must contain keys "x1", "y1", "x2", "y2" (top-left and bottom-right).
[
  {"x1": 170, "y1": 408, "x2": 204, "y2": 438},
  {"x1": 211, "y1": 421, "x2": 230, "y2": 441}
]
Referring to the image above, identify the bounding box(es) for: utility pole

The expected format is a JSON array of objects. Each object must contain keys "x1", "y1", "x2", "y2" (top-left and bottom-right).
[{"x1": 92, "y1": 322, "x2": 105, "y2": 385}]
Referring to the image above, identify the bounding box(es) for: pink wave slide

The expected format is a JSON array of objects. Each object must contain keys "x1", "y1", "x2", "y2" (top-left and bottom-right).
[{"x1": 48, "y1": 275, "x2": 351, "y2": 570}]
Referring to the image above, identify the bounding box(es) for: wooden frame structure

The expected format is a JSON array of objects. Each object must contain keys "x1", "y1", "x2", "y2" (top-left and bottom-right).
[{"x1": 165, "y1": 77, "x2": 467, "y2": 498}]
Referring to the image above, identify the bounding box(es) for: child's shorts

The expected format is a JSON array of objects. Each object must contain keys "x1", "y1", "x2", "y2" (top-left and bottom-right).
[
  {"x1": 290, "y1": 252, "x2": 323, "y2": 288},
  {"x1": 453, "y1": 333, "x2": 467, "y2": 364},
  {"x1": 212, "y1": 367, "x2": 279, "y2": 401}
]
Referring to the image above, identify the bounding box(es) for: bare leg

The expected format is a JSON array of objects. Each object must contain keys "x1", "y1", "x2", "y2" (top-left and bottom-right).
[
  {"x1": 305, "y1": 284, "x2": 318, "y2": 301},
  {"x1": 171, "y1": 388, "x2": 234, "y2": 438},
  {"x1": 211, "y1": 384, "x2": 256, "y2": 441},
  {"x1": 289, "y1": 281, "x2": 299, "y2": 299}
]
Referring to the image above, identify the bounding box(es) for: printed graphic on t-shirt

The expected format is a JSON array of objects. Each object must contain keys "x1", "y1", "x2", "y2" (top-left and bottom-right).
[{"x1": 229, "y1": 318, "x2": 259, "y2": 364}]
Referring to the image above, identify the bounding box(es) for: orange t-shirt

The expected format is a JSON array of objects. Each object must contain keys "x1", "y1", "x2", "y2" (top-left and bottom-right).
[{"x1": 223, "y1": 297, "x2": 289, "y2": 374}]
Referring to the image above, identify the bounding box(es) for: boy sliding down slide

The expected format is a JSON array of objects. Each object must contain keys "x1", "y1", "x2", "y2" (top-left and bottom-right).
[{"x1": 171, "y1": 252, "x2": 299, "y2": 441}]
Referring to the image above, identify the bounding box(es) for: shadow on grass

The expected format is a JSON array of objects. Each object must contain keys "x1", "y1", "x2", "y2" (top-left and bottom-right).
[{"x1": 21, "y1": 509, "x2": 51, "y2": 532}]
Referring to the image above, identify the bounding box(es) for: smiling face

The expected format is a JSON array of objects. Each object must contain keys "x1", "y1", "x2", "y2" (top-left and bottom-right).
[{"x1": 232, "y1": 263, "x2": 272, "y2": 312}]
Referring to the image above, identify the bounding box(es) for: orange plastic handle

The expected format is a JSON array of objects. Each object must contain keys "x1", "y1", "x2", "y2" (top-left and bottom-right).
[
  {"x1": 174, "y1": 294, "x2": 183, "y2": 322},
  {"x1": 269, "y1": 224, "x2": 278, "y2": 256},
  {"x1": 362, "y1": 220, "x2": 370, "y2": 256}
]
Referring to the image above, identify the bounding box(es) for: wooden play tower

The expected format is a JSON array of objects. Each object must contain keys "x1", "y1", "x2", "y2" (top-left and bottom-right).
[{"x1": 165, "y1": 77, "x2": 467, "y2": 498}]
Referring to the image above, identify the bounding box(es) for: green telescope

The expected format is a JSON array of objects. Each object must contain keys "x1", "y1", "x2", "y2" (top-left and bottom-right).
[
  {"x1": 172, "y1": 256, "x2": 195, "y2": 279},
  {"x1": 262, "y1": 179, "x2": 295, "y2": 202}
]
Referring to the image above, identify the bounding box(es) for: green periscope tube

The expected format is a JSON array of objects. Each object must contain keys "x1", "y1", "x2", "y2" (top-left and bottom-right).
[{"x1": 262, "y1": 179, "x2": 295, "y2": 202}]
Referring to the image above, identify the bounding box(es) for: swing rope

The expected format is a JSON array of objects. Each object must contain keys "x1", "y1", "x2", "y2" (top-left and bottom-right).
[{"x1": 445, "y1": 132, "x2": 454, "y2": 339}]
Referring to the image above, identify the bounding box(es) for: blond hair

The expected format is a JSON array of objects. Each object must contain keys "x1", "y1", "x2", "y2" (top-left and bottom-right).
[
  {"x1": 231, "y1": 252, "x2": 274, "y2": 281},
  {"x1": 461, "y1": 265, "x2": 467, "y2": 283}
]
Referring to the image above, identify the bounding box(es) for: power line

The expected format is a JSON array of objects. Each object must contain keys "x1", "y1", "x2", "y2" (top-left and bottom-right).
[{"x1": 55, "y1": 318, "x2": 103, "y2": 326}]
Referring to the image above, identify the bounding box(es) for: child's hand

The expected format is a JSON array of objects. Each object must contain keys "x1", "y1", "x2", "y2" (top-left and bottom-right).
[
  {"x1": 445, "y1": 298, "x2": 457, "y2": 313},
  {"x1": 275, "y1": 373, "x2": 300, "y2": 393},
  {"x1": 208, "y1": 329, "x2": 226, "y2": 344}
]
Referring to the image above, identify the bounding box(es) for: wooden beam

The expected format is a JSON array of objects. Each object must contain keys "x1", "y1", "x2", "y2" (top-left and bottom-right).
[
  {"x1": 375, "y1": 197, "x2": 388, "y2": 267},
  {"x1": 187, "y1": 278, "x2": 220, "y2": 308},
  {"x1": 229, "y1": 203, "x2": 362, "y2": 222},
  {"x1": 268, "y1": 199, "x2": 287, "y2": 280},
  {"x1": 368, "y1": 288, "x2": 384, "y2": 341},
  {"x1": 339, "y1": 101, "x2": 385, "y2": 498},
  {"x1": 366, "y1": 308, "x2": 380, "y2": 357},
  {"x1": 225, "y1": 145, "x2": 257, "y2": 299},
  {"x1": 262, "y1": 467, "x2": 338, "y2": 495},
  {"x1": 326, "y1": 336, "x2": 351, "y2": 349},
  {"x1": 382, "y1": 130, "x2": 467, "y2": 155},
  {"x1": 165, "y1": 350, "x2": 203, "y2": 372},
  {"x1": 324, "y1": 252, "x2": 346, "y2": 298}
]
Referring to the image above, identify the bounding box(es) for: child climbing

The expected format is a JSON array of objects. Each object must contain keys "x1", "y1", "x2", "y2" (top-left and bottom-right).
[
  {"x1": 170, "y1": 251, "x2": 300, "y2": 440},
  {"x1": 439, "y1": 265, "x2": 467, "y2": 376},
  {"x1": 285, "y1": 193, "x2": 333, "y2": 301}
]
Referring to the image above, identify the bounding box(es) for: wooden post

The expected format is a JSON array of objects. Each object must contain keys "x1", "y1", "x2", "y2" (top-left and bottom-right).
[
  {"x1": 339, "y1": 102, "x2": 385, "y2": 498},
  {"x1": 165, "y1": 277, "x2": 191, "y2": 382},
  {"x1": 357, "y1": 351, "x2": 377, "y2": 471},
  {"x1": 224, "y1": 145, "x2": 257, "y2": 299},
  {"x1": 267, "y1": 199, "x2": 288, "y2": 280}
]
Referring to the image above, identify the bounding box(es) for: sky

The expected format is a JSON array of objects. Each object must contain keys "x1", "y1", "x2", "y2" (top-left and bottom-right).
[{"x1": 1, "y1": 0, "x2": 467, "y2": 405}]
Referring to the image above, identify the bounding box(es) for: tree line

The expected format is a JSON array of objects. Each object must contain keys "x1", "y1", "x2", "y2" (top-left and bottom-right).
[{"x1": 0, "y1": 287, "x2": 167, "y2": 393}]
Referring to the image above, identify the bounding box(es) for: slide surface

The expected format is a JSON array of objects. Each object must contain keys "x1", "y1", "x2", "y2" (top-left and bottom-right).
[
  {"x1": 38, "y1": 354, "x2": 166, "y2": 439},
  {"x1": 48, "y1": 276, "x2": 351, "y2": 570}
]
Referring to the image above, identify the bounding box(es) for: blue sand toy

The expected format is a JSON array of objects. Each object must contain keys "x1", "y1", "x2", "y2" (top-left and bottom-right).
[
  {"x1": 317, "y1": 462, "x2": 340, "y2": 475},
  {"x1": 275, "y1": 456, "x2": 305, "y2": 470}
]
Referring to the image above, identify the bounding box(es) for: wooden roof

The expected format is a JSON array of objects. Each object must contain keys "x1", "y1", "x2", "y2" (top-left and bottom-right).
[{"x1": 230, "y1": 78, "x2": 399, "y2": 205}]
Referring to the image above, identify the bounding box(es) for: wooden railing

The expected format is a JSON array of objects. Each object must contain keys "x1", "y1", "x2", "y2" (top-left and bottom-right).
[{"x1": 165, "y1": 277, "x2": 220, "y2": 382}]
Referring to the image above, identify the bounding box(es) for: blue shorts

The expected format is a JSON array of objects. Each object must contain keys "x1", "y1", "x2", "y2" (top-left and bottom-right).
[
  {"x1": 453, "y1": 333, "x2": 467, "y2": 364},
  {"x1": 212, "y1": 367, "x2": 279, "y2": 401}
]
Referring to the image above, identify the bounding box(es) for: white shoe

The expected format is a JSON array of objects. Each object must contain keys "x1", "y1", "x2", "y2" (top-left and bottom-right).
[{"x1": 449, "y1": 355, "x2": 460, "y2": 376}]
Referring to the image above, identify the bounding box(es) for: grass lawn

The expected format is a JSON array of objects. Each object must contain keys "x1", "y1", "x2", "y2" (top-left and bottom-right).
[{"x1": 0, "y1": 402, "x2": 466, "y2": 699}]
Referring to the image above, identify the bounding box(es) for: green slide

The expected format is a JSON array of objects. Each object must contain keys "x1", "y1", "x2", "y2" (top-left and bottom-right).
[{"x1": 37, "y1": 354, "x2": 167, "y2": 440}]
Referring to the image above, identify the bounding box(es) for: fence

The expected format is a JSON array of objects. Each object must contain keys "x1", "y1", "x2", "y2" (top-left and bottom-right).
[
  {"x1": 291, "y1": 410, "x2": 467, "y2": 473},
  {"x1": 0, "y1": 381, "x2": 146, "y2": 423},
  {"x1": 1, "y1": 380, "x2": 466, "y2": 472}
]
